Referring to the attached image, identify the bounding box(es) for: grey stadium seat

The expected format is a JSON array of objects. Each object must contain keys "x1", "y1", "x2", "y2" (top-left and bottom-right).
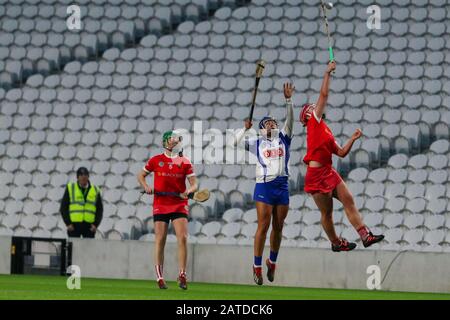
[
  {"x1": 363, "y1": 193, "x2": 385, "y2": 211},
  {"x1": 424, "y1": 215, "x2": 445, "y2": 231},
  {"x1": 108, "y1": 220, "x2": 134, "y2": 240},
  {"x1": 428, "y1": 155, "x2": 448, "y2": 170},
  {"x1": 429, "y1": 139, "x2": 449, "y2": 155},
  {"x1": 222, "y1": 208, "x2": 243, "y2": 223},
  {"x1": 384, "y1": 228, "x2": 403, "y2": 244},
  {"x1": 384, "y1": 183, "x2": 406, "y2": 199},
  {"x1": 289, "y1": 194, "x2": 304, "y2": 210},
  {"x1": 218, "y1": 179, "x2": 238, "y2": 194},
  {"x1": 190, "y1": 203, "x2": 207, "y2": 221},
  {"x1": 428, "y1": 170, "x2": 448, "y2": 185},
  {"x1": 40, "y1": 216, "x2": 59, "y2": 231},
  {"x1": 242, "y1": 209, "x2": 257, "y2": 224},
  {"x1": 407, "y1": 154, "x2": 427, "y2": 170},
  {"x1": 284, "y1": 210, "x2": 301, "y2": 225},
  {"x1": 384, "y1": 197, "x2": 406, "y2": 214},
  {"x1": 2, "y1": 214, "x2": 21, "y2": 229},
  {"x1": 405, "y1": 198, "x2": 426, "y2": 214},
  {"x1": 364, "y1": 213, "x2": 383, "y2": 228},
  {"x1": 301, "y1": 225, "x2": 321, "y2": 241},
  {"x1": 341, "y1": 227, "x2": 359, "y2": 242},
  {"x1": 405, "y1": 184, "x2": 425, "y2": 199},
  {"x1": 283, "y1": 224, "x2": 301, "y2": 240},
  {"x1": 347, "y1": 168, "x2": 369, "y2": 182},
  {"x1": 387, "y1": 154, "x2": 408, "y2": 169},
  {"x1": 423, "y1": 230, "x2": 445, "y2": 246},
  {"x1": 240, "y1": 223, "x2": 257, "y2": 239},
  {"x1": 403, "y1": 214, "x2": 425, "y2": 230},
  {"x1": 220, "y1": 222, "x2": 241, "y2": 238},
  {"x1": 188, "y1": 220, "x2": 203, "y2": 236},
  {"x1": 302, "y1": 210, "x2": 320, "y2": 226},
  {"x1": 365, "y1": 183, "x2": 385, "y2": 198},
  {"x1": 20, "y1": 215, "x2": 39, "y2": 230},
  {"x1": 407, "y1": 170, "x2": 427, "y2": 185},
  {"x1": 367, "y1": 168, "x2": 388, "y2": 183},
  {"x1": 403, "y1": 229, "x2": 424, "y2": 245},
  {"x1": 425, "y1": 185, "x2": 446, "y2": 201},
  {"x1": 383, "y1": 213, "x2": 403, "y2": 229},
  {"x1": 388, "y1": 169, "x2": 408, "y2": 184}
]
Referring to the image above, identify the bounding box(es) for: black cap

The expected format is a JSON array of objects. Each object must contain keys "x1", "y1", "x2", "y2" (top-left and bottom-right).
[{"x1": 76, "y1": 167, "x2": 89, "y2": 177}]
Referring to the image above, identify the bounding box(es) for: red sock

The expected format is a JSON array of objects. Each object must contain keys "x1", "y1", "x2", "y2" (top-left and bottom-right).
[
  {"x1": 331, "y1": 238, "x2": 341, "y2": 246},
  {"x1": 179, "y1": 269, "x2": 186, "y2": 277},
  {"x1": 357, "y1": 226, "x2": 370, "y2": 240}
]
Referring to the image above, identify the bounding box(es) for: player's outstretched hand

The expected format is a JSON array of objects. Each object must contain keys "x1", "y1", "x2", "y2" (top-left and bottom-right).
[
  {"x1": 283, "y1": 82, "x2": 295, "y2": 99},
  {"x1": 326, "y1": 60, "x2": 336, "y2": 74},
  {"x1": 351, "y1": 128, "x2": 362, "y2": 141},
  {"x1": 244, "y1": 118, "x2": 253, "y2": 130}
]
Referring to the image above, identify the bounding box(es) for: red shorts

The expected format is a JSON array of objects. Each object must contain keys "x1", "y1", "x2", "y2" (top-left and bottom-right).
[{"x1": 304, "y1": 165, "x2": 343, "y2": 194}]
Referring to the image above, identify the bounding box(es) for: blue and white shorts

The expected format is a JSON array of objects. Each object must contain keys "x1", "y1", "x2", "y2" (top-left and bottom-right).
[{"x1": 253, "y1": 176, "x2": 289, "y2": 205}]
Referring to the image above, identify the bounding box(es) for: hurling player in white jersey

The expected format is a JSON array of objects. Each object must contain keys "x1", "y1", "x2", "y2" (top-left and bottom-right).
[{"x1": 232, "y1": 82, "x2": 295, "y2": 285}]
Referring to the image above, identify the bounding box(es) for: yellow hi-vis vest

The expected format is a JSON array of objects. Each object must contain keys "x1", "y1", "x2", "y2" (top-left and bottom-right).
[{"x1": 67, "y1": 182, "x2": 99, "y2": 223}]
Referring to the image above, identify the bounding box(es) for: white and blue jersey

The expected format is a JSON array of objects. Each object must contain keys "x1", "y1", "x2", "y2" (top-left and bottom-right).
[
  {"x1": 246, "y1": 129, "x2": 292, "y2": 183},
  {"x1": 233, "y1": 98, "x2": 294, "y2": 205}
]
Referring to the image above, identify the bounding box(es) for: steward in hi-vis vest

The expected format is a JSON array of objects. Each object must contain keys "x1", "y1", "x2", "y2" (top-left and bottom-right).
[{"x1": 60, "y1": 167, "x2": 103, "y2": 238}]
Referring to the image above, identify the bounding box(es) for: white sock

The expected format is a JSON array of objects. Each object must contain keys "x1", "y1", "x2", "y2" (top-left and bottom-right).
[{"x1": 155, "y1": 265, "x2": 164, "y2": 280}]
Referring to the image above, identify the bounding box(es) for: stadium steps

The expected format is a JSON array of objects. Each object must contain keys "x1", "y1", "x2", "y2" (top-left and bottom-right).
[{"x1": 0, "y1": 0, "x2": 252, "y2": 92}]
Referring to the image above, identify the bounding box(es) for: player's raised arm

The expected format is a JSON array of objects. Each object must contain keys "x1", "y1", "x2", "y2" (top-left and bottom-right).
[
  {"x1": 314, "y1": 61, "x2": 336, "y2": 119},
  {"x1": 230, "y1": 119, "x2": 253, "y2": 147},
  {"x1": 282, "y1": 82, "x2": 295, "y2": 138}
]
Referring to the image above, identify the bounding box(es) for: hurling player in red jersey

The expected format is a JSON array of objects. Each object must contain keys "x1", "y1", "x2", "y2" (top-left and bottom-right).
[
  {"x1": 301, "y1": 61, "x2": 384, "y2": 252},
  {"x1": 137, "y1": 130, "x2": 197, "y2": 290}
]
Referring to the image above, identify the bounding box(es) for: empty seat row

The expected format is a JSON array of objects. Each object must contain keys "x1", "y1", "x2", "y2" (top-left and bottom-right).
[{"x1": 0, "y1": 0, "x2": 236, "y2": 90}]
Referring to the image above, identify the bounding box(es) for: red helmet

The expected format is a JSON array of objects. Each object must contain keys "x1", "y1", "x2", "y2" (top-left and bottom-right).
[{"x1": 299, "y1": 103, "x2": 316, "y2": 126}]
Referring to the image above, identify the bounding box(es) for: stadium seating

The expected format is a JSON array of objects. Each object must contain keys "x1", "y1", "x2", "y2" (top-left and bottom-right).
[
  {"x1": 0, "y1": 0, "x2": 449, "y2": 253},
  {"x1": 344, "y1": 146, "x2": 450, "y2": 252},
  {"x1": 0, "y1": 0, "x2": 241, "y2": 91}
]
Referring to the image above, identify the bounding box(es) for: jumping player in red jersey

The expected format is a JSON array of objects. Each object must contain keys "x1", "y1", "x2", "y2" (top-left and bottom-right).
[
  {"x1": 301, "y1": 61, "x2": 384, "y2": 252},
  {"x1": 137, "y1": 130, "x2": 197, "y2": 290}
]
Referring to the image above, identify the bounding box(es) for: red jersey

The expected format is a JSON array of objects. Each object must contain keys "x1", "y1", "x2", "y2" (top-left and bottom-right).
[
  {"x1": 303, "y1": 112, "x2": 339, "y2": 166},
  {"x1": 143, "y1": 153, "x2": 195, "y2": 215}
]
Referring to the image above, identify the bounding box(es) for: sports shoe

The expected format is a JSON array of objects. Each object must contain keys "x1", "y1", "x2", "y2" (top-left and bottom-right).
[
  {"x1": 253, "y1": 266, "x2": 263, "y2": 285},
  {"x1": 362, "y1": 232, "x2": 385, "y2": 248},
  {"x1": 178, "y1": 273, "x2": 188, "y2": 290},
  {"x1": 157, "y1": 279, "x2": 168, "y2": 289},
  {"x1": 331, "y1": 238, "x2": 357, "y2": 252},
  {"x1": 265, "y1": 259, "x2": 276, "y2": 282}
]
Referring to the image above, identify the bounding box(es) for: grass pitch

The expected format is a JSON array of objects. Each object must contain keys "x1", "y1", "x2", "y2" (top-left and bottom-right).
[{"x1": 0, "y1": 275, "x2": 449, "y2": 300}]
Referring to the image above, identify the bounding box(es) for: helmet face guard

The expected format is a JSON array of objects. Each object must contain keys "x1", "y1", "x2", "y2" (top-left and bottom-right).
[
  {"x1": 162, "y1": 130, "x2": 183, "y2": 155},
  {"x1": 259, "y1": 116, "x2": 278, "y2": 130},
  {"x1": 258, "y1": 116, "x2": 279, "y2": 138}
]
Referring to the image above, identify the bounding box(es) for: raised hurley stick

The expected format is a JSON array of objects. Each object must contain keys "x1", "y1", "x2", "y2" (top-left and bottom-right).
[
  {"x1": 248, "y1": 59, "x2": 266, "y2": 122},
  {"x1": 320, "y1": 1, "x2": 335, "y2": 73}
]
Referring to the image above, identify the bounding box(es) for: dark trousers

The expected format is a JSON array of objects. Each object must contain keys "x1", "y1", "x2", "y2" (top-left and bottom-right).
[{"x1": 68, "y1": 222, "x2": 95, "y2": 238}]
